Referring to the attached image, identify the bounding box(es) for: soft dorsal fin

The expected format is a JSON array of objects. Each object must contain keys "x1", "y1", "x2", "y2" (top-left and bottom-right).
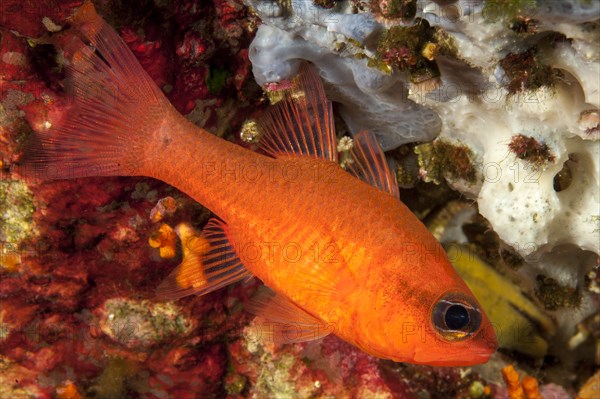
[
  {"x1": 256, "y1": 64, "x2": 338, "y2": 162},
  {"x1": 156, "y1": 219, "x2": 252, "y2": 300},
  {"x1": 345, "y1": 131, "x2": 400, "y2": 198},
  {"x1": 245, "y1": 287, "x2": 333, "y2": 344}
]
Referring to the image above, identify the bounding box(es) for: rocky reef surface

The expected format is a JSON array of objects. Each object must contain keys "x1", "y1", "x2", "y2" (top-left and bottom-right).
[
  {"x1": 0, "y1": 0, "x2": 598, "y2": 398},
  {"x1": 247, "y1": 0, "x2": 599, "y2": 258}
]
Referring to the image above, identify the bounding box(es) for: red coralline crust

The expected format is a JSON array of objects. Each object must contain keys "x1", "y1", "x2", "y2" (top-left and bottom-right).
[
  {"x1": 226, "y1": 330, "x2": 410, "y2": 398},
  {"x1": 0, "y1": 37, "x2": 260, "y2": 385},
  {"x1": 95, "y1": 0, "x2": 260, "y2": 117},
  {"x1": 172, "y1": 67, "x2": 212, "y2": 114},
  {"x1": 120, "y1": 26, "x2": 171, "y2": 89},
  {"x1": 0, "y1": 356, "x2": 54, "y2": 398},
  {"x1": 0, "y1": 0, "x2": 82, "y2": 37},
  {"x1": 1, "y1": 28, "x2": 35, "y2": 164},
  {"x1": 146, "y1": 344, "x2": 227, "y2": 398},
  {"x1": 0, "y1": 28, "x2": 35, "y2": 81},
  {"x1": 234, "y1": 49, "x2": 251, "y2": 94},
  {"x1": 318, "y1": 335, "x2": 410, "y2": 397},
  {"x1": 0, "y1": 27, "x2": 74, "y2": 171},
  {"x1": 0, "y1": 174, "x2": 245, "y2": 396},
  {"x1": 380, "y1": 361, "x2": 493, "y2": 399},
  {"x1": 176, "y1": 30, "x2": 215, "y2": 64}
]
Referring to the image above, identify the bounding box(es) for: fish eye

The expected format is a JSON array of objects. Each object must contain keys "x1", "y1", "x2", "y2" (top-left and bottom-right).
[
  {"x1": 431, "y1": 292, "x2": 482, "y2": 342},
  {"x1": 445, "y1": 304, "x2": 469, "y2": 330}
]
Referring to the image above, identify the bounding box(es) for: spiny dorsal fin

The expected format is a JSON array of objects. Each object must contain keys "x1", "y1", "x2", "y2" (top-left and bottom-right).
[
  {"x1": 345, "y1": 131, "x2": 400, "y2": 199},
  {"x1": 245, "y1": 287, "x2": 333, "y2": 344},
  {"x1": 156, "y1": 219, "x2": 252, "y2": 300},
  {"x1": 256, "y1": 64, "x2": 337, "y2": 162}
]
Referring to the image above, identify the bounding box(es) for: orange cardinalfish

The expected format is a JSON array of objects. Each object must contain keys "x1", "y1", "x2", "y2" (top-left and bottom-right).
[{"x1": 23, "y1": 2, "x2": 497, "y2": 366}]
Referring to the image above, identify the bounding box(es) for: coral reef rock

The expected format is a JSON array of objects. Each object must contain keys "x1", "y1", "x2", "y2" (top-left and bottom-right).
[
  {"x1": 246, "y1": 0, "x2": 443, "y2": 150},
  {"x1": 245, "y1": 0, "x2": 600, "y2": 260}
]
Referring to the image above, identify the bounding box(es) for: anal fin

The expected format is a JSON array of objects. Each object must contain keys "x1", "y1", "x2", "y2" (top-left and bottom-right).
[
  {"x1": 156, "y1": 219, "x2": 252, "y2": 300},
  {"x1": 246, "y1": 287, "x2": 333, "y2": 344}
]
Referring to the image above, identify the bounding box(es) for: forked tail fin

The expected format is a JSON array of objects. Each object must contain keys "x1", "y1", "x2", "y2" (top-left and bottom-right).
[{"x1": 22, "y1": 1, "x2": 173, "y2": 181}]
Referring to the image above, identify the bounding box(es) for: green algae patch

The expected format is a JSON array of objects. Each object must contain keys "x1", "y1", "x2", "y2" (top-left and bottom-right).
[
  {"x1": 313, "y1": 0, "x2": 337, "y2": 9},
  {"x1": 469, "y1": 381, "x2": 487, "y2": 398},
  {"x1": 499, "y1": 47, "x2": 562, "y2": 95},
  {"x1": 0, "y1": 355, "x2": 46, "y2": 399},
  {"x1": 415, "y1": 140, "x2": 478, "y2": 185},
  {"x1": 86, "y1": 357, "x2": 141, "y2": 399},
  {"x1": 374, "y1": 21, "x2": 457, "y2": 81},
  {"x1": 225, "y1": 371, "x2": 248, "y2": 395},
  {"x1": 395, "y1": 162, "x2": 417, "y2": 188},
  {"x1": 254, "y1": 351, "x2": 300, "y2": 399},
  {"x1": 432, "y1": 28, "x2": 458, "y2": 59},
  {"x1": 375, "y1": 20, "x2": 441, "y2": 83},
  {"x1": 242, "y1": 321, "x2": 322, "y2": 399},
  {"x1": 0, "y1": 179, "x2": 37, "y2": 272},
  {"x1": 370, "y1": 0, "x2": 417, "y2": 20},
  {"x1": 206, "y1": 67, "x2": 229, "y2": 94},
  {"x1": 130, "y1": 181, "x2": 158, "y2": 201},
  {"x1": 510, "y1": 15, "x2": 539, "y2": 34},
  {"x1": 100, "y1": 298, "x2": 194, "y2": 349},
  {"x1": 508, "y1": 134, "x2": 555, "y2": 166},
  {"x1": 535, "y1": 275, "x2": 581, "y2": 311},
  {"x1": 482, "y1": 0, "x2": 537, "y2": 23}
]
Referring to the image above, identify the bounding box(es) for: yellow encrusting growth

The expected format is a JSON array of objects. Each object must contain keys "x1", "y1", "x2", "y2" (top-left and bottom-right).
[
  {"x1": 55, "y1": 381, "x2": 84, "y2": 399},
  {"x1": 578, "y1": 370, "x2": 600, "y2": 399},
  {"x1": 149, "y1": 196, "x2": 177, "y2": 223},
  {"x1": 502, "y1": 365, "x2": 542, "y2": 399},
  {"x1": 174, "y1": 223, "x2": 210, "y2": 289},
  {"x1": 0, "y1": 248, "x2": 21, "y2": 272},
  {"x1": 148, "y1": 223, "x2": 177, "y2": 259}
]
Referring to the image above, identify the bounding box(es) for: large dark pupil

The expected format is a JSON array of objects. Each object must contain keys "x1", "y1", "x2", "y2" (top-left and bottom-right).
[{"x1": 445, "y1": 304, "x2": 469, "y2": 330}]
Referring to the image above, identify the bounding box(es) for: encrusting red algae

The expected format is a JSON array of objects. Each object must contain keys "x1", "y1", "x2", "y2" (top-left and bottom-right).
[{"x1": 22, "y1": 1, "x2": 496, "y2": 366}]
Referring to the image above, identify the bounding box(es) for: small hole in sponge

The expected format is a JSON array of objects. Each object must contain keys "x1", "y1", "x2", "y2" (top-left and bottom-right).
[
  {"x1": 553, "y1": 156, "x2": 573, "y2": 192},
  {"x1": 508, "y1": 182, "x2": 514, "y2": 192}
]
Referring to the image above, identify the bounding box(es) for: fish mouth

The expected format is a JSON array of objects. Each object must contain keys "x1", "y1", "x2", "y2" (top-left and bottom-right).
[
  {"x1": 444, "y1": 346, "x2": 497, "y2": 365},
  {"x1": 406, "y1": 341, "x2": 497, "y2": 366},
  {"x1": 467, "y1": 336, "x2": 498, "y2": 360},
  {"x1": 409, "y1": 351, "x2": 493, "y2": 366},
  {"x1": 480, "y1": 329, "x2": 500, "y2": 353},
  {"x1": 465, "y1": 341, "x2": 498, "y2": 364},
  {"x1": 472, "y1": 349, "x2": 495, "y2": 361}
]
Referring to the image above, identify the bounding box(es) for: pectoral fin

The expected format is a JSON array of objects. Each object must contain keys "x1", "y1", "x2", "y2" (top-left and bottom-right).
[{"x1": 156, "y1": 219, "x2": 252, "y2": 300}]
